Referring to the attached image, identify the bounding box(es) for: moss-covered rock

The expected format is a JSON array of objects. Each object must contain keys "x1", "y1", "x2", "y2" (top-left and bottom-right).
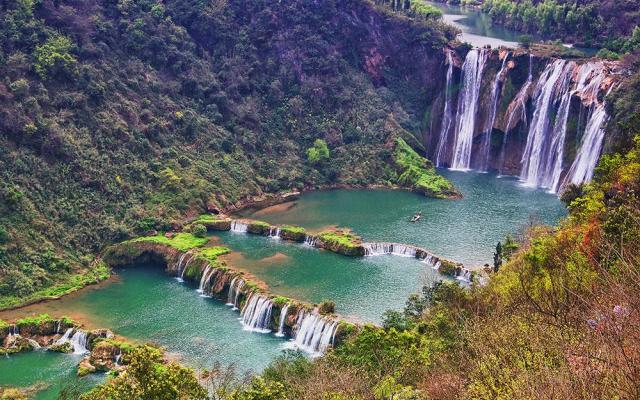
[
  {"x1": 193, "y1": 215, "x2": 232, "y2": 231},
  {"x1": 280, "y1": 225, "x2": 307, "y2": 242},
  {"x1": 77, "y1": 357, "x2": 97, "y2": 377},
  {"x1": 437, "y1": 259, "x2": 461, "y2": 277},
  {"x1": 247, "y1": 220, "x2": 271, "y2": 235},
  {"x1": 317, "y1": 230, "x2": 365, "y2": 256}
]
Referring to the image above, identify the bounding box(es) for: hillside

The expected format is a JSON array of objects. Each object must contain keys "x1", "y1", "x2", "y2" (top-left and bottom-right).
[{"x1": 0, "y1": 0, "x2": 458, "y2": 308}]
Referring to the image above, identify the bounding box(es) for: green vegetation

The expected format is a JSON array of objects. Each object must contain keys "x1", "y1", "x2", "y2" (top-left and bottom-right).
[
  {"x1": 393, "y1": 138, "x2": 458, "y2": 198},
  {"x1": 15, "y1": 313, "x2": 53, "y2": 327},
  {"x1": 131, "y1": 233, "x2": 208, "y2": 252},
  {"x1": 480, "y1": 0, "x2": 640, "y2": 49},
  {"x1": 317, "y1": 230, "x2": 364, "y2": 256},
  {"x1": 306, "y1": 139, "x2": 330, "y2": 165},
  {"x1": 82, "y1": 346, "x2": 206, "y2": 400},
  {"x1": 191, "y1": 224, "x2": 207, "y2": 238},
  {"x1": 197, "y1": 246, "x2": 230, "y2": 264}
]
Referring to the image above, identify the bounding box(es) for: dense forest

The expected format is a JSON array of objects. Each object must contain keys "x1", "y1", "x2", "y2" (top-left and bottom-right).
[
  {"x1": 437, "y1": 0, "x2": 640, "y2": 53},
  {"x1": 0, "y1": 0, "x2": 456, "y2": 308}
]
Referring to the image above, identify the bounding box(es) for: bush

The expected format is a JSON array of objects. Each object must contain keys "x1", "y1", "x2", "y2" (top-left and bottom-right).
[
  {"x1": 306, "y1": 139, "x2": 330, "y2": 165},
  {"x1": 0, "y1": 226, "x2": 9, "y2": 244},
  {"x1": 319, "y1": 300, "x2": 336, "y2": 315},
  {"x1": 191, "y1": 224, "x2": 207, "y2": 238},
  {"x1": 33, "y1": 34, "x2": 78, "y2": 80}
]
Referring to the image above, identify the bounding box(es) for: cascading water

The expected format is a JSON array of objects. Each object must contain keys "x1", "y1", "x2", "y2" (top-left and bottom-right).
[
  {"x1": 226, "y1": 277, "x2": 245, "y2": 310},
  {"x1": 304, "y1": 235, "x2": 317, "y2": 247},
  {"x1": 230, "y1": 221, "x2": 248, "y2": 233},
  {"x1": 519, "y1": 60, "x2": 576, "y2": 188},
  {"x1": 450, "y1": 48, "x2": 488, "y2": 171},
  {"x1": 292, "y1": 312, "x2": 338, "y2": 356},
  {"x1": 55, "y1": 328, "x2": 74, "y2": 346},
  {"x1": 197, "y1": 264, "x2": 216, "y2": 295},
  {"x1": 499, "y1": 54, "x2": 533, "y2": 175},
  {"x1": 435, "y1": 49, "x2": 455, "y2": 167},
  {"x1": 70, "y1": 330, "x2": 89, "y2": 354},
  {"x1": 269, "y1": 227, "x2": 281, "y2": 239},
  {"x1": 275, "y1": 304, "x2": 290, "y2": 337},
  {"x1": 241, "y1": 293, "x2": 274, "y2": 333},
  {"x1": 478, "y1": 52, "x2": 510, "y2": 171},
  {"x1": 175, "y1": 252, "x2": 189, "y2": 282},
  {"x1": 565, "y1": 104, "x2": 608, "y2": 186},
  {"x1": 363, "y1": 243, "x2": 417, "y2": 257},
  {"x1": 180, "y1": 254, "x2": 195, "y2": 281}
]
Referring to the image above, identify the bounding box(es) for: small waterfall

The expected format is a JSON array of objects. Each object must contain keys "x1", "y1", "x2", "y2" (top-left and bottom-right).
[
  {"x1": 55, "y1": 320, "x2": 61, "y2": 334},
  {"x1": 55, "y1": 328, "x2": 74, "y2": 346},
  {"x1": 180, "y1": 254, "x2": 196, "y2": 281},
  {"x1": 197, "y1": 264, "x2": 215, "y2": 295},
  {"x1": 565, "y1": 104, "x2": 608, "y2": 186},
  {"x1": 226, "y1": 277, "x2": 245, "y2": 310},
  {"x1": 499, "y1": 55, "x2": 533, "y2": 175},
  {"x1": 304, "y1": 235, "x2": 317, "y2": 247},
  {"x1": 275, "y1": 304, "x2": 290, "y2": 337},
  {"x1": 435, "y1": 49, "x2": 455, "y2": 167},
  {"x1": 292, "y1": 312, "x2": 338, "y2": 355},
  {"x1": 478, "y1": 52, "x2": 510, "y2": 171},
  {"x1": 362, "y1": 243, "x2": 417, "y2": 258},
  {"x1": 230, "y1": 221, "x2": 248, "y2": 233},
  {"x1": 114, "y1": 350, "x2": 122, "y2": 367},
  {"x1": 26, "y1": 338, "x2": 42, "y2": 350},
  {"x1": 450, "y1": 48, "x2": 488, "y2": 171},
  {"x1": 70, "y1": 330, "x2": 89, "y2": 354},
  {"x1": 241, "y1": 294, "x2": 274, "y2": 333},
  {"x1": 269, "y1": 227, "x2": 281, "y2": 239},
  {"x1": 519, "y1": 60, "x2": 576, "y2": 188}
]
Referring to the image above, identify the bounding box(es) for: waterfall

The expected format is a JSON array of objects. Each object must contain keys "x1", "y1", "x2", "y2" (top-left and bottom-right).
[
  {"x1": 226, "y1": 277, "x2": 238, "y2": 306},
  {"x1": 55, "y1": 320, "x2": 61, "y2": 334},
  {"x1": 26, "y1": 338, "x2": 41, "y2": 350},
  {"x1": 269, "y1": 227, "x2": 281, "y2": 239},
  {"x1": 450, "y1": 48, "x2": 488, "y2": 171},
  {"x1": 226, "y1": 277, "x2": 245, "y2": 310},
  {"x1": 230, "y1": 221, "x2": 248, "y2": 233},
  {"x1": 519, "y1": 60, "x2": 576, "y2": 188},
  {"x1": 55, "y1": 328, "x2": 74, "y2": 346},
  {"x1": 197, "y1": 264, "x2": 215, "y2": 295},
  {"x1": 478, "y1": 52, "x2": 509, "y2": 171},
  {"x1": 180, "y1": 254, "x2": 195, "y2": 281},
  {"x1": 565, "y1": 105, "x2": 608, "y2": 186},
  {"x1": 114, "y1": 350, "x2": 122, "y2": 366},
  {"x1": 499, "y1": 55, "x2": 533, "y2": 175},
  {"x1": 241, "y1": 294, "x2": 274, "y2": 333},
  {"x1": 362, "y1": 243, "x2": 417, "y2": 258},
  {"x1": 563, "y1": 63, "x2": 608, "y2": 188},
  {"x1": 275, "y1": 304, "x2": 290, "y2": 337},
  {"x1": 70, "y1": 330, "x2": 89, "y2": 354},
  {"x1": 435, "y1": 49, "x2": 455, "y2": 167},
  {"x1": 304, "y1": 235, "x2": 317, "y2": 247},
  {"x1": 292, "y1": 312, "x2": 338, "y2": 355}
]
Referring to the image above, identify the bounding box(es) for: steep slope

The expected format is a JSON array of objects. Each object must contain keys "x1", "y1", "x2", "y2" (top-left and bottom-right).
[{"x1": 0, "y1": 0, "x2": 457, "y2": 307}]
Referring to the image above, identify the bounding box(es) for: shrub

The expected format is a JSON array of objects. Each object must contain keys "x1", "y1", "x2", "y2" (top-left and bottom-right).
[
  {"x1": 33, "y1": 34, "x2": 78, "y2": 80},
  {"x1": 319, "y1": 300, "x2": 336, "y2": 315},
  {"x1": 191, "y1": 224, "x2": 207, "y2": 238},
  {"x1": 0, "y1": 226, "x2": 9, "y2": 244},
  {"x1": 306, "y1": 139, "x2": 330, "y2": 165}
]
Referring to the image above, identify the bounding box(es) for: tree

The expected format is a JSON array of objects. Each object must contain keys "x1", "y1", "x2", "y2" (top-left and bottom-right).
[
  {"x1": 82, "y1": 346, "x2": 206, "y2": 400},
  {"x1": 493, "y1": 241, "x2": 503, "y2": 272},
  {"x1": 306, "y1": 139, "x2": 330, "y2": 165},
  {"x1": 33, "y1": 34, "x2": 78, "y2": 80}
]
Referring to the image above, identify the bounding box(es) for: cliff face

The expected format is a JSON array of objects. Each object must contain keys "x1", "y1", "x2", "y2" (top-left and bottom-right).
[{"x1": 424, "y1": 46, "x2": 618, "y2": 192}]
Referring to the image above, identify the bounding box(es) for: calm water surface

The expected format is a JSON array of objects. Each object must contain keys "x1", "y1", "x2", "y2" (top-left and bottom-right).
[{"x1": 243, "y1": 170, "x2": 566, "y2": 267}]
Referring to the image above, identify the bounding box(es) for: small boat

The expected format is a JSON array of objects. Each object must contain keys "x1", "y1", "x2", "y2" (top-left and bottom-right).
[{"x1": 410, "y1": 212, "x2": 422, "y2": 223}]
